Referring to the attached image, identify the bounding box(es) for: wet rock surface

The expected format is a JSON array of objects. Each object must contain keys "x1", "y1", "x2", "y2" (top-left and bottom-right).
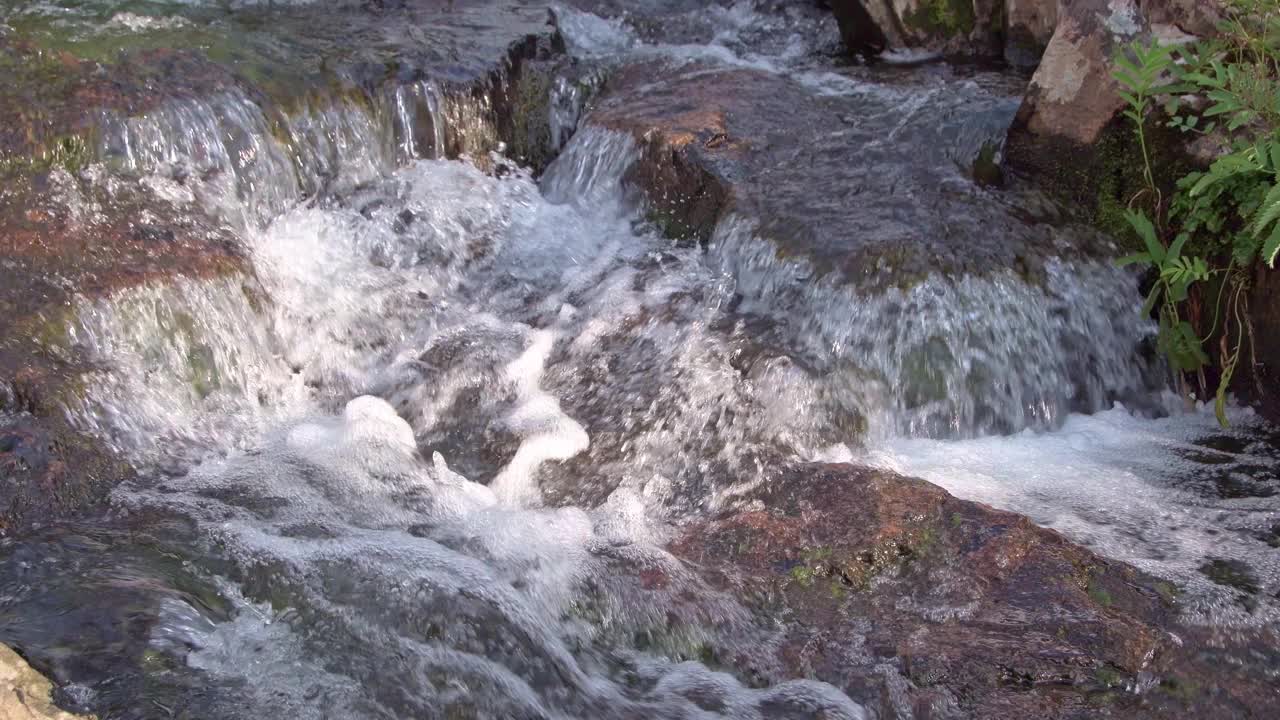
[
  {"x1": 0, "y1": 0, "x2": 566, "y2": 176},
  {"x1": 0, "y1": 644, "x2": 92, "y2": 719},
  {"x1": 0, "y1": 170, "x2": 243, "y2": 534},
  {"x1": 0, "y1": 0, "x2": 569, "y2": 531},
  {"x1": 0, "y1": 2, "x2": 1276, "y2": 719},
  {"x1": 829, "y1": 0, "x2": 1000, "y2": 59},
  {"x1": 585, "y1": 57, "x2": 1115, "y2": 287},
  {"x1": 667, "y1": 463, "x2": 1280, "y2": 719}
]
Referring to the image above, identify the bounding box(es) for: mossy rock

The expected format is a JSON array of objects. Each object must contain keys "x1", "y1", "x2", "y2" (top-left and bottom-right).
[{"x1": 903, "y1": 0, "x2": 977, "y2": 40}]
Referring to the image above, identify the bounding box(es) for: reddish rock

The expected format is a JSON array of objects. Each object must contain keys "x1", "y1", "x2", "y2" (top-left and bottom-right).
[
  {"x1": 586, "y1": 59, "x2": 1104, "y2": 287},
  {"x1": 664, "y1": 463, "x2": 1276, "y2": 718},
  {"x1": 0, "y1": 171, "x2": 247, "y2": 534}
]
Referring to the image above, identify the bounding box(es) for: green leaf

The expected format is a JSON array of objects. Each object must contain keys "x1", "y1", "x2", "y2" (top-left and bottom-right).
[
  {"x1": 1114, "y1": 69, "x2": 1143, "y2": 92},
  {"x1": 1124, "y1": 210, "x2": 1164, "y2": 263},
  {"x1": 1215, "y1": 385, "x2": 1229, "y2": 428},
  {"x1": 1250, "y1": 182, "x2": 1280, "y2": 237},
  {"x1": 1204, "y1": 101, "x2": 1237, "y2": 117},
  {"x1": 1227, "y1": 110, "x2": 1259, "y2": 132},
  {"x1": 1167, "y1": 232, "x2": 1189, "y2": 262},
  {"x1": 1115, "y1": 252, "x2": 1151, "y2": 267},
  {"x1": 1264, "y1": 223, "x2": 1280, "y2": 268},
  {"x1": 1142, "y1": 284, "x2": 1161, "y2": 315}
]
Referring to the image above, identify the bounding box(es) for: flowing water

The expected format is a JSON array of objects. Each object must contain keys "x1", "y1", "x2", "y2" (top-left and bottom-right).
[{"x1": 2, "y1": 1, "x2": 1279, "y2": 718}]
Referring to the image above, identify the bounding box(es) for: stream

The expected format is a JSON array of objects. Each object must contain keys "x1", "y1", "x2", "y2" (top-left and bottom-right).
[{"x1": 1, "y1": 1, "x2": 1278, "y2": 718}]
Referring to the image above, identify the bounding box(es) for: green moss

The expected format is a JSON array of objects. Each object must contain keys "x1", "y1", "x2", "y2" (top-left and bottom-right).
[
  {"x1": 508, "y1": 64, "x2": 554, "y2": 171},
  {"x1": 903, "y1": 0, "x2": 976, "y2": 39},
  {"x1": 972, "y1": 141, "x2": 1003, "y2": 186},
  {"x1": 1094, "y1": 665, "x2": 1124, "y2": 687},
  {"x1": 828, "y1": 580, "x2": 847, "y2": 600},
  {"x1": 1087, "y1": 579, "x2": 1113, "y2": 607},
  {"x1": 1158, "y1": 676, "x2": 1202, "y2": 703},
  {"x1": 900, "y1": 337, "x2": 952, "y2": 410},
  {"x1": 789, "y1": 565, "x2": 816, "y2": 588},
  {"x1": 1153, "y1": 580, "x2": 1180, "y2": 603},
  {"x1": 0, "y1": 133, "x2": 93, "y2": 177}
]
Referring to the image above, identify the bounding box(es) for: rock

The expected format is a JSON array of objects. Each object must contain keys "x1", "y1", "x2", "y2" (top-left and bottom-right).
[
  {"x1": 1250, "y1": 266, "x2": 1280, "y2": 423},
  {"x1": 665, "y1": 463, "x2": 1279, "y2": 718},
  {"x1": 1003, "y1": 0, "x2": 1227, "y2": 182},
  {"x1": 1004, "y1": 0, "x2": 1058, "y2": 68},
  {"x1": 0, "y1": 0, "x2": 572, "y2": 531},
  {"x1": 1000, "y1": 0, "x2": 1209, "y2": 242},
  {"x1": 827, "y1": 0, "x2": 889, "y2": 58},
  {"x1": 1012, "y1": 0, "x2": 1145, "y2": 151},
  {"x1": 0, "y1": 645, "x2": 92, "y2": 719},
  {"x1": 828, "y1": 0, "x2": 1003, "y2": 59},
  {"x1": 0, "y1": 170, "x2": 244, "y2": 534},
  {"x1": 585, "y1": 59, "x2": 1106, "y2": 285},
  {"x1": 827, "y1": 0, "x2": 1222, "y2": 69}
]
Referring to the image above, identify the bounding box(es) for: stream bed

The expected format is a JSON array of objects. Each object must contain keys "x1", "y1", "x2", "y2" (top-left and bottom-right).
[{"x1": 1, "y1": 1, "x2": 1278, "y2": 718}]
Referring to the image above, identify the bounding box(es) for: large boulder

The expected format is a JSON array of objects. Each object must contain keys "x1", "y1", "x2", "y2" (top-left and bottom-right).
[
  {"x1": 1003, "y1": 0, "x2": 1227, "y2": 191},
  {"x1": 664, "y1": 463, "x2": 1280, "y2": 719},
  {"x1": 584, "y1": 59, "x2": 1108, "y2": 284}
]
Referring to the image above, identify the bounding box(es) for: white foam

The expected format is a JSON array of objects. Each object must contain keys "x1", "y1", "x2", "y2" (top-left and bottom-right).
[
  {"x1": 490, "y1": 328, "x2": 590, "y2": 506},
  {"x1": 864, "y1": 401, "x2": 1280, "y2": 624}
]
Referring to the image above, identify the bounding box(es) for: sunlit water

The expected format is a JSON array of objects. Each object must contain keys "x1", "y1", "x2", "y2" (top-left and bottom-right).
[{"x1": 3, "y1": 1, "x2": 1278, "y2": 718}]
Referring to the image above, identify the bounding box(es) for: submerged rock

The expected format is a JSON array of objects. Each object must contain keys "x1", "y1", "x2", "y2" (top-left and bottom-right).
[
  {"x1": 0, "y1": 644, "x2": 92, "y2": 719},
  {"x1": 667, "y1": 463, "x2": 1279, "y2": 719}
]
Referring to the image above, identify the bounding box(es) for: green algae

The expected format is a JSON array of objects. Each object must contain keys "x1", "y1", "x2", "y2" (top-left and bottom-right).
[{"x1": 904, "y1": 0, "x2": 976, "y2": 39}]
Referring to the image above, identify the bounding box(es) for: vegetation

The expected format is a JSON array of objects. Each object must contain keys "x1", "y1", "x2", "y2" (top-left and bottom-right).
[{"x1": 1113, "y1": 0, "x2": 1280, "y2": 424}]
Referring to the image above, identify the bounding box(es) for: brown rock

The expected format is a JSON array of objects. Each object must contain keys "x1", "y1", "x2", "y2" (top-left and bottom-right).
[
  {"x1": 0, "y1": 644, "x2": 92, "y2": 719},
  {"x1": 0, "y1": 170, "x2": 247, "y2": 534},
  {"x1": 668, "y1": 463, "x2": 1177, "y2": 717},
  {"x1": 1016, "y1": 0, "x2": 1145, "y2": 149},
  {"x1": 1005, "y1": 0, "x2": 1228, "y2": 164},
  {"x1": 660, "y1": 463, "x2": 1279, "y2": 719}
]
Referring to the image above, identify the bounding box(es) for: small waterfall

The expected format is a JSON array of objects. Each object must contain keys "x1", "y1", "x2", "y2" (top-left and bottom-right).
[
  {"x1": 707, "y1": 216, "x2": 1160, "y2": 438},
  {"x1": 539, "y1": 126, "x2": 638, "y2": 207},
  {"x1": 96, "y1": 90, "x2": 303, "y2": 227},
  {"x1": 60, "y1": 275, "x2": 293, "y2": 463},
  {"x1": 388, "y1": 80, "x2": 449, "y2": 163},
  {"x1": 94, "y1": 79, "x2": 514, "y2": 228}
]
